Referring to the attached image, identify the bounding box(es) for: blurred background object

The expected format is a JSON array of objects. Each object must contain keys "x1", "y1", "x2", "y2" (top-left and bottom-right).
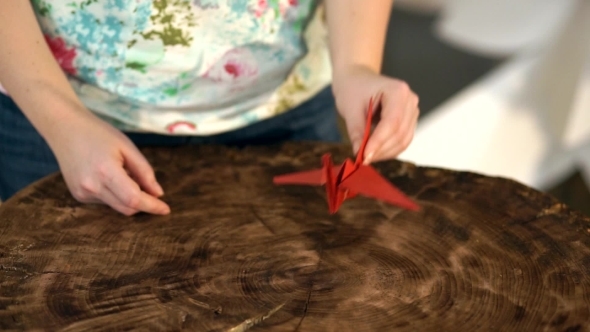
[
  {"x1": 393, "y1": 0, "x2": 446, "y2": 14},
  {"x1": 434, "y1": 0, "x2": 577, "y2": 57}
]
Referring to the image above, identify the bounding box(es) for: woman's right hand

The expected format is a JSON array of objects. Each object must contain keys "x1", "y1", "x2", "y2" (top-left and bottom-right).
[
  {"x1": 50, "y1": 111, "x2": 171, "y2": 216},
  {"x1": 1, "y1": 1, "x2": 169, "y2": 215}
]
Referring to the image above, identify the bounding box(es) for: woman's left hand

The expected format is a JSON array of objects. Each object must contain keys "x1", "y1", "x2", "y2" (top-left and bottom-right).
[{"x1": 332, "y1": 64, "x2": 420, "y2": 164}]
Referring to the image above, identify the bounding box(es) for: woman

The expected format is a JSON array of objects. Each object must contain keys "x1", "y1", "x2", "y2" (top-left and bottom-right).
[{"x1": 0, "y1": 0, "x2": 419, "y2": 215}]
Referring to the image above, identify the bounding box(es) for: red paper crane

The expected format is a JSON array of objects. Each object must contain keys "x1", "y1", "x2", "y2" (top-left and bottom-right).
[{"x1": 273, "y1": 94, "x2": 420, "y2": 214}]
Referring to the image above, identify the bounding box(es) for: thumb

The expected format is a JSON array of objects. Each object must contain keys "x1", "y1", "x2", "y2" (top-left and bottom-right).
[
  {"x1": 363, "y1": 96, "x2": 405, "y2": 164},
  {"x1": 122, "y1": 145, "x2": 164, "y2": 197}
]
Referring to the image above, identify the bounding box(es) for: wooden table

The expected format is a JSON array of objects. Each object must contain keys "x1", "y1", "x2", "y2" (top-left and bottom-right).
[{"x1": 1, "y1": 143, "x2": 589, "y2": 331}]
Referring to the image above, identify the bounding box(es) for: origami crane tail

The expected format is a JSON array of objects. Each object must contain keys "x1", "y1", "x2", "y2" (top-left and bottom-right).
[
  {"x1": 339, "y1": 164, "x2": 420, "y2": 211},
  {"x1": 273, "y1": 152, "x2": 348, "y2": 186},
  {"x1": 273, "y1": 154, "x2": 345, "y2": 186},
  {"x1": 272, "y1": 154, "x2": 348, "y2": 213},
  {"x1": 272, "y1": 168, "x2": 325, "y2": 186},
  {"x1": 273, "y1": 158, "x2": 329, "y2": 187}
]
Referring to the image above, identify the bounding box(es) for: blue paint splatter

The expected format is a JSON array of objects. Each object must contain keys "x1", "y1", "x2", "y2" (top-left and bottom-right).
[
  {"x1": 106, "y1": 0, "x2": 127, "y2": 11},
  {"x1": 135, "y1": 2, "x2": 152, "y2": 31},
  {"x1": 103, "y1": 16, "x2": 124, "y2": 54},
  {"x1": 228, "y1": 0, "x2": 249, "y2": 13}
]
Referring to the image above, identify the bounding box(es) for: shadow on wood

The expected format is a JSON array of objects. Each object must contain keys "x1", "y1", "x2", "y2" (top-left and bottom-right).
[
  {"x1": 0, "y1": 143, "x2": 589, "y2": 331},
  {"x1": 548, "y1": 170, "x2": 590, "y2": 218}
]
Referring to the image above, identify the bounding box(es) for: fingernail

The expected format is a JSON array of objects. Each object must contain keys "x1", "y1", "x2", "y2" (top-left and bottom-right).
[
  {"x1": 364, "y1": 151, "x2": 374, "y2": 165},
  {"x1": 155, "y1": 183, "x2": 164, "y2": 196}
]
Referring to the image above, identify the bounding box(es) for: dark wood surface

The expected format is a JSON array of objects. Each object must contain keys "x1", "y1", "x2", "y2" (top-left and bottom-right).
[{"x1": 1, "y1": 143, "x2": 590, "y2": 331}]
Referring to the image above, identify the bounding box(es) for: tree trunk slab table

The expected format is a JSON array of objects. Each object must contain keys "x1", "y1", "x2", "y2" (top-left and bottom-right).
[{"x1": 1, "y1": 143, "x2": 590, "y2": 331}]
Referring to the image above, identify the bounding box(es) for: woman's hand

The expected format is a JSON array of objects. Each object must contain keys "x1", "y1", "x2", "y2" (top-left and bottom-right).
[
  {"x1": 50, "y1": 111, "x2": 170, "y2": 216},
  {"x1": 0, "y1": 1, "x2": 168, "y2": 216},
  {"x1": 332, "y1": 65, "x2": 420, "y2": 164},
  {"x1": 323, "y1": 0, "x2": 419, "y2": 163}
]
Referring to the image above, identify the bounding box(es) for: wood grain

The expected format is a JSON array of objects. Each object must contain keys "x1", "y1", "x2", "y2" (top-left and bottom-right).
[{"x1": 1, "y1": 142, "x2": 590, "y2": 331}]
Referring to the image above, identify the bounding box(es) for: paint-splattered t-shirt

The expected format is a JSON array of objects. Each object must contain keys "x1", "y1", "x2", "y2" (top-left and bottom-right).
[{"x1": 22, "y1": 0, "x2": 332, "y2": 135}]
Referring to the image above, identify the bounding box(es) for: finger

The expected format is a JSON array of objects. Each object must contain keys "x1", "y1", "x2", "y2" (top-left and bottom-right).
[
  {"x1": 371, "y1": 127, "x2": 412, "y2": 162},
  {"x1": 372, "y1": 102, "x2": 419, "y2": 161},
  {"x1": 104, "y1": 165, "x2": 171, "y2": 215},
  {"x1": 367, "y1": 87, "x2": 418, "y2": 163},
  {"x1": 363, "y1": 93, "x2": 407, "y2": 164},
  {"x1": 73, "y1": 187, "x2": 139, "y2": 216},
  {"x1": 121, "y1": 144, "x2": 164, "y2": 197},
  {"x1": 96, "y1": 188, "x2": 140, "y2": 216}
]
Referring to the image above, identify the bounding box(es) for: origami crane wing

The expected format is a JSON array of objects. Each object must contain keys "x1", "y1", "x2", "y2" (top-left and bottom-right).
[{"x1": 339, "y1": 165, "x2": 420, "y2": 211}]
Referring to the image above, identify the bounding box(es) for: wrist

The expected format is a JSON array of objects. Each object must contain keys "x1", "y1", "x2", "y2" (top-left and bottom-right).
[
  {"x1": 331, "y1": 63, "x2": 378, "y2": 95},
  {"x1": 332, "y1": 60, "x2": 381, "y2": 81},
  {"x1": 9, "y1": 86, "x2": 92, "y2": 147}
]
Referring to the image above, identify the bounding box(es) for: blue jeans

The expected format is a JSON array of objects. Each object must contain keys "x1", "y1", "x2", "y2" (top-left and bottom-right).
[{"x1": 0, "y1": 86, "x2": 342, "y2": 201}]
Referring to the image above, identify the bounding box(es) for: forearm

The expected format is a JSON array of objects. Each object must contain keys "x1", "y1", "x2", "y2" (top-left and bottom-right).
[
  {"x1": 0, "y1": 1, "x2": 90, "y2": 145},
  {"x1": 324, "y1": 0, "x2": 394, "y2": 76}
]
